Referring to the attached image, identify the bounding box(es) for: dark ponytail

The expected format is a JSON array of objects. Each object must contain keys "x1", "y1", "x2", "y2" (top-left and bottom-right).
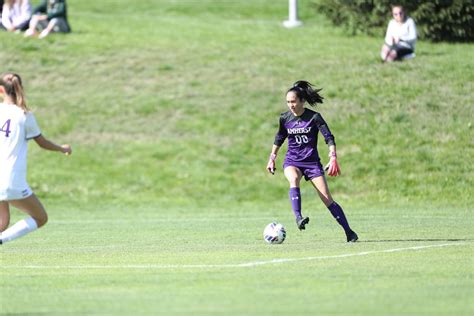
[{"x1": 287, "y1": 80, "x2": 323, "y2": 106}]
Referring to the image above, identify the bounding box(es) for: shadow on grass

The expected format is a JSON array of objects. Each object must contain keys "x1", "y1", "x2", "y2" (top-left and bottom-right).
[{"x1": 359, "y1": 238, "x2": 474, "y2": 243}]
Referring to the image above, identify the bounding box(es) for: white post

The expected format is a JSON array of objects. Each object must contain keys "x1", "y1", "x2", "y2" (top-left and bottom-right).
[{"x1": 283, "y1": 0, "x2": 303, "y2": 28}]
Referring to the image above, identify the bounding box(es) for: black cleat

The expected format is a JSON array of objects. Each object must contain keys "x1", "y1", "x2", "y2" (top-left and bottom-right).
[
  {"x1": 346, "y1": 230, "x2": 359, "y2": 242},
  {"x1": 296, "y1": 217, "x2": 310, "y2": 231}
]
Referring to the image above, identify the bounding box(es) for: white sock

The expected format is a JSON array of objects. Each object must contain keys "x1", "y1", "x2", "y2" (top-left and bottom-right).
[{"x1": 0, "y1": 217, "x2": 38, "y2": 244}]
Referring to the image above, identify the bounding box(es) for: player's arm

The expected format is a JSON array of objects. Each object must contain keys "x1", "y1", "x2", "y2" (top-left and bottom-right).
[
  {"x1": 267, "y1": 115, "x2": 287, "y2": 175},
  {"x1": 266, "y1": 145, "x2": 280, "y2": 175},
  {"x1": 326, "y1": 144, "x2": 341, "y2": 177},
  {"x1": 33, "y1": 135, "x2": 72, "y2": 155},
  {"x1": 315, "y1": 114, "x2": 340, "y2": 177}
]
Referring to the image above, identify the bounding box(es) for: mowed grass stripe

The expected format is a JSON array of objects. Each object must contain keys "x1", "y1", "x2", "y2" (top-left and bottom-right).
[{"x1": 3, "y1": 242, "x2": 468, "y2": 270}]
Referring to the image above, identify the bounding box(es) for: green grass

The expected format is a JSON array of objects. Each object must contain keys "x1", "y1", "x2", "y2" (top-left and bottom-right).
[
  {"x1": 2, "y1": 205, "x2": 473, "y2": 315},
  {"x1": 1, "y1": 0, "x2": 473, "y2": 315}
]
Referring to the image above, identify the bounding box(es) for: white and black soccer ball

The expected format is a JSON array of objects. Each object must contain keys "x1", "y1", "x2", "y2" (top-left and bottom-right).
[{"x1": 263, "y1": 222, "x2": 286, "y2": 244}]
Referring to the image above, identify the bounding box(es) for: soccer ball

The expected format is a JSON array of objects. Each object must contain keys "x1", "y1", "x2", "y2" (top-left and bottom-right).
[{"x1": 263, "y1": 222, "x2": 286, "y2": 244}]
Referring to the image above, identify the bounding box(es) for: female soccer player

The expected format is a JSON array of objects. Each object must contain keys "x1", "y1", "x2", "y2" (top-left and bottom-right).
[
  {"x1": 266, "y1": 80, "x2": 358, "y2": 242},
  {"x1": 0, "y1": 72, "x2": 71, "y2": 245}
]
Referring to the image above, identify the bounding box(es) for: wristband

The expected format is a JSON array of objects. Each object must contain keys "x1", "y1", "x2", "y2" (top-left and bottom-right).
[
  {"x1": 329, "y1": 152, "x2": 337, "y2": 158},
  {"x1": 269, "y1": 153, "x2": 277, "y2": 161}
]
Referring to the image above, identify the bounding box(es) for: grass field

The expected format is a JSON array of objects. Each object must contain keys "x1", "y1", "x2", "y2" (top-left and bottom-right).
[{"x1": 1, "y1": 0, "x2": 473, "y2": 315}]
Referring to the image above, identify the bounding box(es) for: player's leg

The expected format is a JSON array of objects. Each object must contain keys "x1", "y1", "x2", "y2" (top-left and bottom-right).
[
  {"x1": 0, "y1": 194, "x2": 47, "y2": 244},
  {"x1": 284, "y1": 166, "x2": 309, "y2": 230},
  {"x1": 309, "y1": 174, "x2": 333, "y2": 206},
  {"x1": 10, "y1": 194, "x2": 48, "y2": 227},
  {"x1": 310, "y1": 176, "x2": 358, "y2": 242},
  {"x1": 0, "y1": 201, "x2": 11, "y2": 232}
]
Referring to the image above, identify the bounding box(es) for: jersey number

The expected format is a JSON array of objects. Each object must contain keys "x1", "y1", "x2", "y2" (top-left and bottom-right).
[
  {"x1": 1, "y1": 119, "x2": 11, "y2": 137},
  {"x1": 295, "y1": 135, "x2": 309, "y2": 144}
]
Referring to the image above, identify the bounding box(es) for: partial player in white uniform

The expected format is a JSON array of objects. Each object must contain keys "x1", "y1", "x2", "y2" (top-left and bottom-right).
[
  {"x1": 0, "y1": 104, "x2": 41, "y2": 200},
  {"x1": 0, "y1": 72, "x2": 72, "y2": 245}
]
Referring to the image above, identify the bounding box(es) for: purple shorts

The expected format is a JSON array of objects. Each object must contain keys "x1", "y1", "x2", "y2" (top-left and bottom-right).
[{"x1": 283, "y1": 160, "x2": 325, "y2": 181}]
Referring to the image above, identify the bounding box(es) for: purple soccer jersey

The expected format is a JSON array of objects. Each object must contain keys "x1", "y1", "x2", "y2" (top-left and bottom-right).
[{"x1": 274, "y1": 108, "x2": 335, "y2": 165}]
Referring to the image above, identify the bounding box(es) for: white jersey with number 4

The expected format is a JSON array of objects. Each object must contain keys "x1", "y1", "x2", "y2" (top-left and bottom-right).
[{"x1": 0, "y1": 103, "x2": 41, "y2": 201}]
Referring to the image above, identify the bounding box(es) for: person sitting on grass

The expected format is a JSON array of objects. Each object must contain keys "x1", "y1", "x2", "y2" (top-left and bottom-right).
[
  {"x1": 380, "y1": 4, "x2": 417, "y2": 62},
  {"x1": 1, "y1": 0, "x2": 32, "y2": 33},
  {"x1": 24, "y1": 0, "x2": 70, "y2": 39}
]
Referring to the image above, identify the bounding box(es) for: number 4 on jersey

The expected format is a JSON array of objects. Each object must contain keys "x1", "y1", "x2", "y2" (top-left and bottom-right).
[{"x1": 1, "y1": 119, "x2": 11, "y2": 137}]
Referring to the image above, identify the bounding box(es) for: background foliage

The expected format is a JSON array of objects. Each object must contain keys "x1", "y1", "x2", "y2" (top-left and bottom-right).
[{"x1": 313, "y1": 0, "x2": 474, "y2": 41}]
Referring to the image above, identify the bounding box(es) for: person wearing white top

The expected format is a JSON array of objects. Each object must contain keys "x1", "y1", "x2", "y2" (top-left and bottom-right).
[
  {"x1": 1, "y1": 0, "x2": 32, "y2": 32},
  {"x1": 381, "y1": 5, "x2": 417, "y2": 62},
  {"x1": 0, "y1": 73, "x2": 72, "y2": 245}
]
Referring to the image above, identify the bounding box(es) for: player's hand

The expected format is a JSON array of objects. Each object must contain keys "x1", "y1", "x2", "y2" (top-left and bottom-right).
[
  {"x1": 325, "y1": 157, "x2": 341, "y2": 177},
  {"x1": 61, "y1": 144, "x2": 72, "y2": 156},
  {"x1": 266, "y1": 159, "x2": 276, "y2": 175}
]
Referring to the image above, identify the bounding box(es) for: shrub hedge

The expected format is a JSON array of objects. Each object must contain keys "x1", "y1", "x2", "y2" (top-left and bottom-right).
[{"x1": 312, "y1": 0, "x2": 473, "y2": 42}]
